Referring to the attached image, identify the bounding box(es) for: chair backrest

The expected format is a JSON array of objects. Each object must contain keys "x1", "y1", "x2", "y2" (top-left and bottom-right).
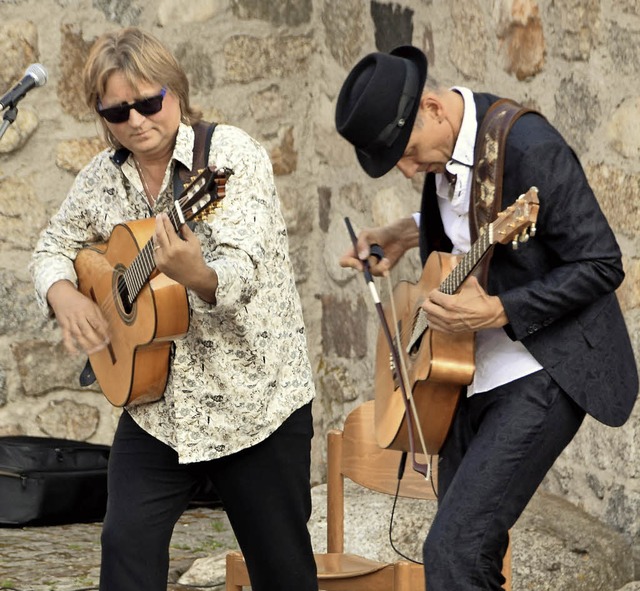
[
  {"x1": 326, "y1": 401, "x2": 437, "y2": 553},
  {"x1": 338, "y1": 400, "x2": 438, "y2": 499},
  {"x1": 325, "y1": 401, "x2": 512, "y2": 591}
]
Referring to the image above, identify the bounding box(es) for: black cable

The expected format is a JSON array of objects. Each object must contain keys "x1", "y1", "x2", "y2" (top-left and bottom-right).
[
  {"x1": 388, "y1": 454, "x2": 440, "y2": 564},
  {"x1": 397, "y1": 451, "x2": 408, "y2": 480},
  {"x1": 388, "y1": 459, "x2": 422, "y2": 565}
]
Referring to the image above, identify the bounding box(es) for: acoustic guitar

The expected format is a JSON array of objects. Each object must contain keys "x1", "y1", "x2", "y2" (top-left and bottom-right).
[
  {"x1": 74, "y1": 165, "x2": 233, "y2": 407},
  {"x1": 374, "y1": 188, "x2": 540, "y2": 454}
]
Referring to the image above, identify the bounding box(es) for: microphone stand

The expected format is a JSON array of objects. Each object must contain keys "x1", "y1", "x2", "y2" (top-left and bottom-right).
[{"x1": 0, "y1": 105, "x2": 19, "y2": 143}]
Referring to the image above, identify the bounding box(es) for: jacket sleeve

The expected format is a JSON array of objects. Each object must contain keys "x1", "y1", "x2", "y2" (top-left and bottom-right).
[{"x1": 493, "y1": 130, "x2": 624, "y2": 342}]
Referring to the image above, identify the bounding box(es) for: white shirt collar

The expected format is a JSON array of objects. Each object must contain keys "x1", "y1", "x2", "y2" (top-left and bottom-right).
[{"x1": 447, "y1": 86, "x2": 477, "y2": 170}]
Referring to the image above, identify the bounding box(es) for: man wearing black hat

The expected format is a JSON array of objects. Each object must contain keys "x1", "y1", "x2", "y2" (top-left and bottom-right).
[{"x1": 336, "y1": 46, "x2": 638, "y2": 590}]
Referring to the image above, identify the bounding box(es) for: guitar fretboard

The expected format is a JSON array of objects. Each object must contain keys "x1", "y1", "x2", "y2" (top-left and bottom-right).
[
  {"x1": 118, "y1": 170, "x2": 229, "y2": 307},
  {"x1": 439, "y1": 227, "x2": 493, "y2": 295},
  {"x1": 407, "y1": 225, "x2": 494, "y2": 353}
]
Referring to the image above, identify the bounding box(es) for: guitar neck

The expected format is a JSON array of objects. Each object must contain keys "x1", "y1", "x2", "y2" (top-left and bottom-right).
[
  {"x1": 407, "y1": 188, "x2": 539, "y2": 352},
  {"x1": 121, "y1": 204, "x2": 185, "y2": 305},
  {"x1": 117, "y1": 166, "x2": 231, "y2": 308},
  {"x1": 439, "y1": 229, "x2": 493, "y2": 295},
  {"x1": 408, "y1": 230, "x2": 494, "y2": 353}
]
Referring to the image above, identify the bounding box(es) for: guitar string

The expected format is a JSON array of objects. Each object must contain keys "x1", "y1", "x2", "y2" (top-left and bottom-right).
[
  {"x1": 391, "y1": 232, "x2": 492, "y2": 467},
  {"x1": 89, "y1": 187, "x2": 188, "y2": 325},
  {"x1": 407, "y1": 229, "x2": 492, "y2": 353},
  {"x1": 379, "y1": 194, "x2": 537, "y2": 478},
  {"x1": 89, "y1": 213, "x2": 176, "y2": 326},
  {"x1": 384, "y1": 273, "x2": 432, "y2": 480},
  {"x1": 385, "y1": 195, "x2": 537, "y2": 472},
  {"x1": 89, "y1": 198, "x2": 193, "y2": 329},
  {"x1": 89, "y1": 171, "x2": 230, "y2": 329},
  {"x1": 83, "y1": 172, "x2": 227, "y2": 348}
]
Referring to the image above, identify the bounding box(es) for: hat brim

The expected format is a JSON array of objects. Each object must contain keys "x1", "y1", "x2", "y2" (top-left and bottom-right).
[{"x1": 355, "y1": 46, "x2": 428, "y2": 178}]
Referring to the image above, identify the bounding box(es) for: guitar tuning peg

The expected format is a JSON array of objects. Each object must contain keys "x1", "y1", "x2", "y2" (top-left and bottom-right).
[
  {"x1": 520, "y1": 230, "x2": 530, "y2": 243},
  {"x1": 511, "y1": 238, "x2": 519, "y2": 250},
  {"x1": 530, "y1": 223, "x2": 537, "y2": 237}
]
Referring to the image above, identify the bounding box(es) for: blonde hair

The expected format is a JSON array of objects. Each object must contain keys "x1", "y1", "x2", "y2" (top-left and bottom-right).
[{"x1": 83, "y1": 27, "x2": 202, "y2": 148}]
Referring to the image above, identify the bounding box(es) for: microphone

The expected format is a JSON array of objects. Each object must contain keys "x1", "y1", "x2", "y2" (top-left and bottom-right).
[{"x1": 0, "y1": 63, "x2": 48, "y2": 110}]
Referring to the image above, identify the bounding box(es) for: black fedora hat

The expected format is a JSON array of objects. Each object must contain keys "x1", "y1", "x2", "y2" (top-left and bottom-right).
[{"x1": 335, "y1": 46, "x2": 428, "y2": 178}]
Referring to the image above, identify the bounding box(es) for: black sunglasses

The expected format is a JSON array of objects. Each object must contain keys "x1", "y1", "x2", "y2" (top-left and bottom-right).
[{"x1": 97, "y1": 88, "x2": 167, "y2": 124}]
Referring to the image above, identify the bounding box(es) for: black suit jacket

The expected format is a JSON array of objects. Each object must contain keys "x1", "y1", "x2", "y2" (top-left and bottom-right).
[{"x1": 418, "y1": 92, "x2": 638, "y2": 427}]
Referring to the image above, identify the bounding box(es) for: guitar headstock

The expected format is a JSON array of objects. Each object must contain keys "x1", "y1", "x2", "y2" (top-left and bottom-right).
[
  {"x1": 490, "y1": 187, "x2": 540, "y2": 249},
  {"x1": 176, "y1": 165, "x2": 234, "y2": 224}
]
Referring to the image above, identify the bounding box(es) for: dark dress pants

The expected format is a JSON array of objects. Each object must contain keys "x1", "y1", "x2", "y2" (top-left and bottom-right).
[
  {"x1": 99, "y1": 402, "x2": 318, "y2": 591},
  {"x1": 423, "y1": 370, "x2": 586, "y2": 590}
]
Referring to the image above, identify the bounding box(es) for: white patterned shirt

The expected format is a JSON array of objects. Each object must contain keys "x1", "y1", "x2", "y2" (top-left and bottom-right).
[{"x1": 30, "y1": 123, "x2": 315, "y2": 463}]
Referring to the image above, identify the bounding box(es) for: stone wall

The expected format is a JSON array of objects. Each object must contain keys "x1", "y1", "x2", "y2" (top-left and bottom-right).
[{"x1": 0, "y1": 0, "x2": 638, "y2": 573}]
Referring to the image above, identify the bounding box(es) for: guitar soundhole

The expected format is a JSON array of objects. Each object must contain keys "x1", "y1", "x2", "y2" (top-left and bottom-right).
[
  {"x1": 389, "y1": 332, "x2": 422, "y2": 391},
  {"x1": 117, "y1": 276, "x2": 133, "y2": 315},
  {"x1": 112, "y1": 266, "x2": 136, "y2": 324},
  {"x1": 409, "y1": 334, "x2": 423, "y2": 357},
  {"x1": 389, "y1": 319, "x2": 403, "y2": 389}
]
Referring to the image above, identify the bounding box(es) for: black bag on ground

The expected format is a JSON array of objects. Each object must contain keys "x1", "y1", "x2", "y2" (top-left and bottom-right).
[{"x1": 0, "y1": 436, "x2": 110, "y2": 526}]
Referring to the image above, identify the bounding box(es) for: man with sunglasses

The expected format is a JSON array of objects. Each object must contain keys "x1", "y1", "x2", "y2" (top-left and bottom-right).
[
  {"x1": 96, "y1": 87, "x2": 167, "y2": 124},
  {"x1": 30, "y1": 27, "x2": 318, "y2": 591},
  {"x1": 335, "y1": 46, "x2": 637, "y2": 590}
]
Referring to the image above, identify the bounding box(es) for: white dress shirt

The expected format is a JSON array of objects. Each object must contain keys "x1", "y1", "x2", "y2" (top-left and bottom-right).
[{"x1": 432, "y1": 87, "x2": 542, "y2": 396}]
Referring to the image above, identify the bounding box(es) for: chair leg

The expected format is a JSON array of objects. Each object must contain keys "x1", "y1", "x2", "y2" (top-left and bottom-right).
[
  {"x1": 225, "y1": 551, "x2": 246, "y2": 591},
  {"x1": 503, "y1": 532, "x2": 512, "y2": 591},
  {"x1": 394, "y1": 561, "x2": 412, "y2": 591}
]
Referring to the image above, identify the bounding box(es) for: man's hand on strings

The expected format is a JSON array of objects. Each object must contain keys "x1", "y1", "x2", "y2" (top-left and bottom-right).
[
  {"x1": 422, "y1": 276, "x2": 508, "y2": 333},
  {"x1": 339, "y1": 216, "x2": 420, "y2": 276},
  {"x1": 153, "y1": 213, "x2": 205, "y2": 284},
  {"x1": 154, "y1": 213, "x2": 219, "y2": 303},
  {"x1": 47, "y1": 280, "x2": 110, "y2": 355}
]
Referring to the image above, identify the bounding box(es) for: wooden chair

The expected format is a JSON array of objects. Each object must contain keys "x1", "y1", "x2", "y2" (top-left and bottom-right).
[{"x1": 225, "y1": 400, "x2": 512, "y2": 590}]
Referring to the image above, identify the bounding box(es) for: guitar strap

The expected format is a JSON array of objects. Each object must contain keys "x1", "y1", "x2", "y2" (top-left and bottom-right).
[
  {"x1": 470, "y1": 99, "x2": 538, "y2": 288},
  {"x1": 80, "y1": 121, "x2": 217, "y2": 388},
  {"x1": 172, "y1": 120, "x2": 217, "y2": 197}
]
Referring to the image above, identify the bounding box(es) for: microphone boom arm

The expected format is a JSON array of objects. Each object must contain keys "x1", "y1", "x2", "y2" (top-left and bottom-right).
[{"x1": 0, "y1": 105, "x2": 19, "y2": 144}]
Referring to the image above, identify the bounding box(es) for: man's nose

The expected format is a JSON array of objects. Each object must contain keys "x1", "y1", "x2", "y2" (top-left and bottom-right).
[{"x1": 128, "y1": 108, "x2": 147, "y2": 125}]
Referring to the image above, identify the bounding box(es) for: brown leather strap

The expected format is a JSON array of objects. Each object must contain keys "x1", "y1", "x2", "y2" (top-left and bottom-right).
[
  {"x1": 173, "y1": 120, "x2": 217, "y2": 195},
  {"x1": 470, "y1": 99, "x2": 538, "y2": 286}
]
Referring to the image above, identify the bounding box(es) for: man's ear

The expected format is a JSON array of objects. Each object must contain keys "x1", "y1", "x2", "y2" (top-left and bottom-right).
[{"x1": 421, "y1": 93, "x2": 443, "y2": 122}]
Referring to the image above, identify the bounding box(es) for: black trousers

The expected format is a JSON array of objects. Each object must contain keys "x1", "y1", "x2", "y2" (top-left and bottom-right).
[
  {"x1": 423, "y1": 370, "x2": 586, "y2": 590},
  {"x1": 100, "y1": 402, "x2": 318, "y2": 591}
]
